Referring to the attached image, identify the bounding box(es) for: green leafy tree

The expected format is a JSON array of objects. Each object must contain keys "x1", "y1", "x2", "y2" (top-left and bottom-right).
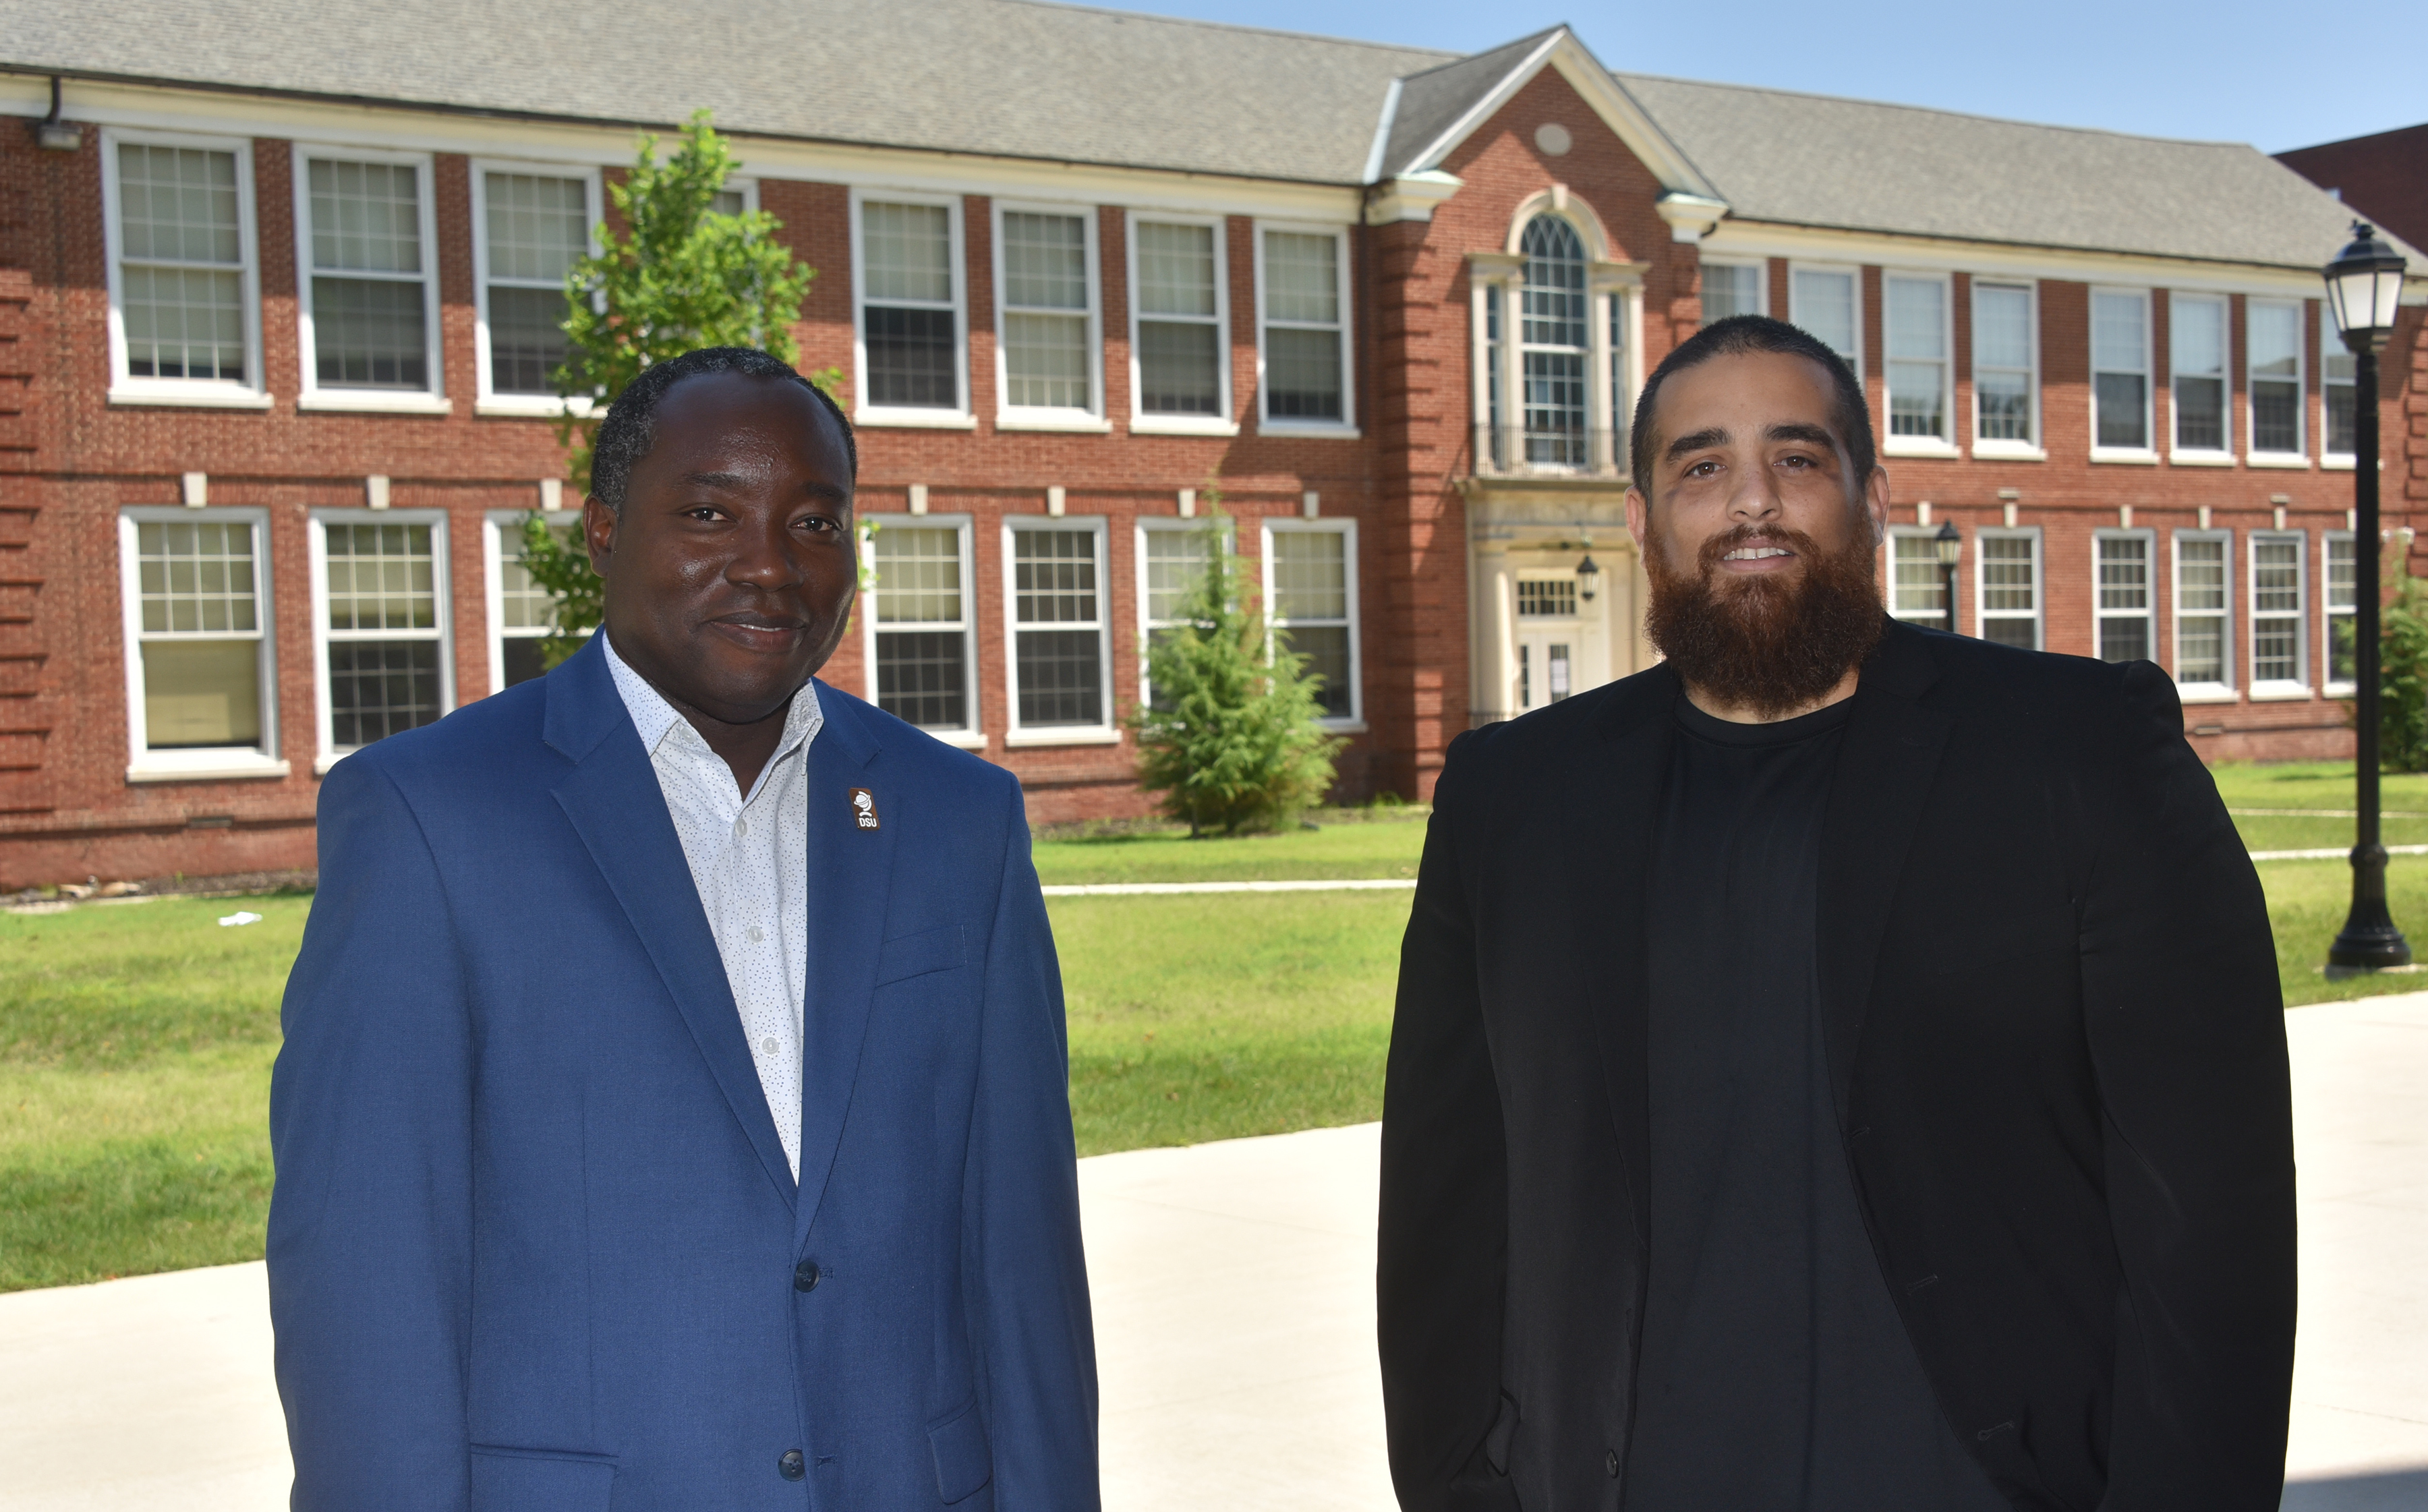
[
  {"x1": 1131, "y1": 511, "x2": 1343, "y2": 835},
  {"x1": 2376, "y1": 569, "x2": 2428, "y2": 771},
  {"x1": 519, "y1": 108, "x2": 836, "y2": 668}
]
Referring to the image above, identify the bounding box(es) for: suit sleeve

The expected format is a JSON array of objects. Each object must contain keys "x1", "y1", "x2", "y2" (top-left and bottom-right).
[
  {"x1": 267, "y1": 757, "x2": 473, "y2": 1512},
  {"x1": 964, "y1": 775, "x2": 1101, "y2": 1511},
  {"x1": 2079, "y1": 664, "x2": 2296, "y2": 1511},
  {"x1": 1379, "y1": 739, "x2": 1522, "y2": 1512}
]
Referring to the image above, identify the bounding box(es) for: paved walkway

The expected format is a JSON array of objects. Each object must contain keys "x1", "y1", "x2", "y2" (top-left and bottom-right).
[{"x1": 3, "y1": 996, "x2": 2423, "y2": 1509}]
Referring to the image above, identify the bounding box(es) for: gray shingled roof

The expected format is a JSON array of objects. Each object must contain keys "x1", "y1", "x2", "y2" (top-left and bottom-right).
[
  {"x1": 1375, "y1": 29, "x2": 1558, "y2": 181},
  {"x1": 0, "y1": 0, "x2": 1445, "y2": 185},
  {"x1": 1619, "y1": 73, "x2": 2419, "y2": 272}
]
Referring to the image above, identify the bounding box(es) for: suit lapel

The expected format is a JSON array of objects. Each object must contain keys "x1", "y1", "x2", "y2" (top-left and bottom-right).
[
  {"x1": 794, "y1": 687, "x2": 894, "y2": 1248},
  {"x1": 544, "y1": 639, "x2": 798, "y2": 1210},
  {"x1": 1814, "y1": 624, "x2": 1950, "y2": 1118}
]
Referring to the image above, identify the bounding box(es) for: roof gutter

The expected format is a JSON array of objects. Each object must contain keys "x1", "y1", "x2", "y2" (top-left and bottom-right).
[{"x1": 1360, "y1": 77, "x2": 1401, "y2": 185}]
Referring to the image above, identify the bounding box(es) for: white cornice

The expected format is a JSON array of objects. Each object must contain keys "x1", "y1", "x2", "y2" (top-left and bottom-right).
[
  {"x1": 1655, "y1": 192, "x2": 1729, "y2": 244},
  {"x1": 1364, "y1": 169, "x2": 1463, "y2": 225}
]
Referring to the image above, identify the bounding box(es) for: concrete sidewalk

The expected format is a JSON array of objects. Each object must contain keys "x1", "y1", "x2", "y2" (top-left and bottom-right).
[{"x1": 3, "y1": 994, "x2": 2424, "y2": 1509}]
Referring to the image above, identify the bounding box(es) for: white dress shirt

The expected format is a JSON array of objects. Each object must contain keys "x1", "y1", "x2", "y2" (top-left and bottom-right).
[{"x1": 605, "y1": 635, "x2": 821, "y2": 1179}]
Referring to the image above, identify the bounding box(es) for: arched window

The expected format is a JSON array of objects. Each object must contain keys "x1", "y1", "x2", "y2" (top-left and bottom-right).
[{"x1": 1520, "y1": 216, "x2": 1589, "y2": 465}]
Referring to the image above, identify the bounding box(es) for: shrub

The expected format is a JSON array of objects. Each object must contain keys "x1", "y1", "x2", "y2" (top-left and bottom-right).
[{"x1": 2379, "y1": 571, "x2": 2428, "y2": 772}]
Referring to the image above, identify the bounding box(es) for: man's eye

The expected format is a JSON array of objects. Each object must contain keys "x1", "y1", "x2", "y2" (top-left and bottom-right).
[{"x1": 1685, "y1": 459, "x2": 1719, "y2": 477}]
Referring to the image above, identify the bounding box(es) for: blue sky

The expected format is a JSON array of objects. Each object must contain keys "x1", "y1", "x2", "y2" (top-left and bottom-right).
[{"x1": 1101, "y1": 0, "x2": 2425, "y2": 154}]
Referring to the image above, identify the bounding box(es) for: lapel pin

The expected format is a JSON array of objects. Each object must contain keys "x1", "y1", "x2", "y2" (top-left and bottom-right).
[{"x1": 848, "y1": 788, "x2": 879, "y2": 831}]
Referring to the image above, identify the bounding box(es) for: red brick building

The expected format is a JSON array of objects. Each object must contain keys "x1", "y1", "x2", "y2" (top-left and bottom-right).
[{"x1": 1, "y1": 11, "x2": 2423, "y2": 886}]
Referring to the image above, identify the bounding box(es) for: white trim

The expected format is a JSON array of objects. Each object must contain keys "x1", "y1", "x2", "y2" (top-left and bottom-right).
[
  {"x1": 2167, "y1": 291, "x2": 2233, "y2": 463},
  {"x1": 1881, "y1": 268, "x2": 1955, "y2": 453},
  {"x1": 291, "y1": 142, "x2": 445, "y2": 405},
  {"x1": 1884, "y1": 526, "x2": 1955, "y2": 629},
  {"x1": 2245, "y1": 295, "x2": 2307, "y2": 462},
  {"x1": 849, "y1": 188, "x2": 970, "y2": 426},
  {"x1": 1261, "y1": 516, "x2": 1362, "y2": 728},
  {"x1": 308, "y1": 508, "x2": 456, "y2": 767},
  {"x1": 2089, "y1": 286, "x2": 2154, "y2": 461},
  {"x1": 859, "y1": 513, "x2": 981, "y2": 738},
  {"x1": 1973, "y1": 525, "x2": 2043, "y2": 650},
  {"x1": 100, "y1": 128, "x2": 268, "y2": 407},
  {"x1": 991, "y1": 198, "x2": 1104, "y2": 427},
  {"x1": 1253, "y1": 220, "x2": 1358, "y2": 437},
  {"x1": 1002, "y1": 515, "x2": 1116, "y2": 741},
  {"x1": 2247, "y1": 528, "x2": 2310, "y2": 698},
  {"x1": 468, "y1": 156, "x2": 604, "y2": 410},
  {"x1": 1124, "y1": 208, "x2": 1233, "y2": 432},
  {"x1": 1787, "y1": 260, "x2": 1863, "y2": 378},
  {"x1": 117, "y1": 506, "x2": 280, "y2": 778},
  {"x1": 2091, "y1": 527, "x2": 2159, "y2": 664},
  {"x1": 2323, "y1": 529, "x2": 2357, "y2": 697},
  {"x1": 1360, "y1": 78, "x2": 1403, "y2": 186},
  {"x1": 481, "y1": 509, "x2": 581, "y2": 697},
  {"x1": 1696, "y1": 256, "x2": 1768, "y2": 321},
  {"x1": 713, "y1": 176, "x2": 761, "y2": 216},
  {"x1": 2170, "y1": 529, "x2": 2236, "y2": 698},
  {"x1": 1969, "y1": 277, "x2": 2041, "y2": 455},
  {"x1": 2321, "y1": 303, "x2": 2358, "y2": 466}
]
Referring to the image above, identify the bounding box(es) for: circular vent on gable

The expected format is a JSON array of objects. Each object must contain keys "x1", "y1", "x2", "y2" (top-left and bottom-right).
[{"x1": 1534, "y1": 123, "x2": 1573, "y2": 156}]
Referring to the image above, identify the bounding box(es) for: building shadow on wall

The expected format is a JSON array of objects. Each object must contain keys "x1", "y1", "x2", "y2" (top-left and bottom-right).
[{"x1": 2282, "y1": 1467, "x2": 2428, "y2": 1510}]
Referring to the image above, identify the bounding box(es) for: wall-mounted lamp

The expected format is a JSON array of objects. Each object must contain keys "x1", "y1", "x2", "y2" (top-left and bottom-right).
[
  {"x1": 1576, "y1": 553, "x2": 1600, "y2": 602},
  {"x1": 35, "y1": 78, "x2": 80, "y2": 152}
]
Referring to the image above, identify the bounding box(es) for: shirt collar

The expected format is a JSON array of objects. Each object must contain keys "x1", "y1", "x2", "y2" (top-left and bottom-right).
[{"x1": 602, "y1": 633, "x2": 824, "y2": 796}]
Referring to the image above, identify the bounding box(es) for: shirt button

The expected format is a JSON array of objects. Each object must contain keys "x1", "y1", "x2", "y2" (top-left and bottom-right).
[
  {"x1": 733, "y1": 817, "x2": 748, "y2": 840},
  {"x1": 778, "y1": 1448, "x2": 806, "y2": 1480},
  {"x1": 794, "y1": 1260, "x2": 821, "y2": 1292},
  {"x1": 761, "y1": 1037, "x2": 778, "y2": 1057},
  {"x1": 1607, "y1": 1450, "x2": 1620, "y2": 1478},
  {"x1": 747, "y1": 926, "x2": 764, "y2": 943}
]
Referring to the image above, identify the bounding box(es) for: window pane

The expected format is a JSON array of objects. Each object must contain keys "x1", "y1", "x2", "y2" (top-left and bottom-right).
[
  {"x1": 1889, "y1": 361, "x2": 1944, "y2": 438},
  {"x1": 2253, "y1": 379, "x2": 2301, "y2": 454},
  {"x1": 865, "y1": 305, "x2": 956, "y2": 407},
  {"x1": 2249, "y1": 302, "x2": 2300, "y2": 377},
  {"x1": 1523, "y1": 349, "x2": 1588, "y2": 463},
  {"x1": 873, "y1": 527, "x2": 962, "y2": 624},
  {"x1": 498, "y1": 544, "x2": 558, "y2": 631},
  {"x1": 709, "y1": 188, "x2": 748, "y2": 219},
  {"x1": 501, "y1": 637, "x2": 548, "y2": 689},
  {"x1": 119, "y1": 145, "x2": 246, "y2": 384},
  {"x1": 1984, "y1": 617, "x2": 2039, "y2": 650},
  {"x1": 1002, "y1": 212, "x2": 1087, "y2": 312},
  {"x1": 2099, "y1": 616, "x2": 2149, "y2": 662},
  {"x1": 1136, "y1": 222, "x2": 1216, "y2": 318},
  {"x1": 1004, "y1": 310, "x2": 1089, "y2": 409},
  {"x1": 2095, "y1": 372, "x2": 2147, "y2": 449},
  {"x1": 324, "y1": 523, "x2": 436, "y2": 631},
  {"x1": 485, "y1": 173, "x2": 585, "y2": 284},
  {"x1": 1886, "y1": 278, "x2": 1944, "y2": 359},
  {"x1": 138, "y1": 519, "x2": 258, "y2": 635},
  {"x1": 142, "y1": 639, "x2": 260, "y2": 749},
  {"x1": 313, "y1": 277, "x2": 428, "y2": 388},
  {"x1": 2330, "y1": 613, "x2": 2357, "y2": 686},
  {"x1": 328, "y1": 639, "x2": 442, "y2": 747},
  {"x1": 1263, "y1": 232, "x2": 1338, "y2": 324},
  {"x1": 1982, "y1": 536, "x2": 2036, "y2": 611},
  {"x1": 2328, "y1": 536, "x2": 2356, "y2": 610},
  {"x1": 119, "y1": 144, "x2": 241, "y2": 266},
  {"x1": 1973, "y1": 285, "x2": 2031, "y2": 370},
  {"x1": 1016, "y1": 629, "x2": 1102, "y2": 726},
  {"x1": 1702, "y1": 263, "x2": 1760, "y2": 323},
  {"x1": 1892, "y1": 535, "x2": 1947, "y2": 624},
  {"x1": 877, "y1": 629, "x2": 967, "y2": 729},
  {"x1": 2099, "y1": 536, "x2": 2149, "y2": 610},
  {"x1": 863, "y1": 202, "x2": 952, "y2": 303},
  {"x1": 1013, "y1": 530, "x2": 1097, "y2": 624},
  {"x1": 308, "y1": 159, "x2": 423, "y2": 274},
  {"x1": 1144, "y1": 529, "x2": 1212, "y2": 624},
  {"x1": 488, "y1": 285, "x2": 567, "y2": 395},
  {"x1": 1515, "y1": 578, "x2": 1577, "y2": 618},
  {"x1": 2091, "y1": 293, "x2": 2146, "y2": 376},
  {"x1": 2175, "y1": 375, "x2": 2225, "y2": 450},
  {"x1": 1272, "y1": 531, "x2": 1347, "y2": 620},
  {"x1": 123, "y1": 265, "x2": 245, "y2": 382},
  {"x1": 1278, "y1": 623, "x2": 1352, "y2": 718},
  {"x1": 1791, "y1": 269, "x2": 1855, "y2": 364},
  {"x1": 1520, "y1": 218, "x2": 1587, "y2": 348},
  {"x1": 1978, "y1": 371, "x2": 2031, "y2": 442},
  {"x1": 1138, "y1": 321, "x2": 1221, "y2": 415},
  {"x1": 2172, "y1": 298, "x2": 2225, "y2": 379},
  {"x1": 1265, "y1": 326, "x2": 1342, "y2": 420},
  {"x1": 2253, "y1": 538, "x2": 2301, "y2": 613},
  {"x1": 2178, "y1": 614, "x2": 2225, "y2": 684}
]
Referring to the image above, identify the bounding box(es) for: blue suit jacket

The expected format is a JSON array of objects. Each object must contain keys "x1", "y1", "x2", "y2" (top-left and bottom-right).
[{"x1": 268, "y1": 636, "x2": 1098, "y2": 1512}]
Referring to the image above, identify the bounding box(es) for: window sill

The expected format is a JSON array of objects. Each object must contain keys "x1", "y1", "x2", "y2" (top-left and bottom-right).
[
  {"x1": 126, "y1": 754, "x2": 291, "y2": 783},
  {"x1": 1970, "y1": 441, "x2": 2046, "y2": 461},
  {"x1": 2176, "y1": 687, "x2": 2240, "y2": 705},
  {"x1": 2326, "y1": 682, "x2": 2357, "y2": 699},
  {"x1": 1130, "y1": 415, "x2": 1240, "y2": 438},
  {"x1": 2249, "y1": 685, "x2": 2315, "y2": 703},
  {"x1": 1883, "y1": 437, "x2": 1961, "y2": 459},
  {"x1": 918, "y1": 728, "x2": 989, "y2": 750},
  {"x1": 476, "y1": 395, "x2": 594, "y2": 419},
  {"x1": 2323, "y1": 456, "x2": 2356, "y2": 472},
  {"x1": 2169, "y1": 451, "x2": 2235, "y2": 468},
  {"x1": 297, "y1": 391, "x2": 454, "y2": 415},
  {"x1": 1002, "y1": 728, "x2": 1121, "y2": 748},
  {"x1": 1317, "y1": 719, "x2": 1369, "y2": 734},
  {"x1": 995, "y1": 412, "x2": 1114, "y2": 434},
  {"x1": 2247, "y1": 453, "x2": 2311, "y2": 470},
  {"x1": 2090, "y1": 448, "x2": 2160, "y2": 466},
  {"x1": 314, "y1": 751, "x2": 355, "y2": 776},
  {"x1": 1258, "y1": 422, "x2": 1363, "y2": 440},
  {"x1": 856, "y1": 408, "x2": 977, "y2": 430},
  {"x1": 108, "y1": 384, "x2": 274, "y2": 411}
]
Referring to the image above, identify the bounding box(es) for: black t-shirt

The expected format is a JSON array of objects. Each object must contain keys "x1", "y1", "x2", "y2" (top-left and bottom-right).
[{"x1": 1625, "y1": 695, "x2": 2007, "y2": 1512}]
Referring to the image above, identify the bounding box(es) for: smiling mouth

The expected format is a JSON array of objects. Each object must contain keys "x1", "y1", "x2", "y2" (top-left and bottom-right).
[{"x1": 1723, "y1": 544, "x2": 1793, "y2": 561}]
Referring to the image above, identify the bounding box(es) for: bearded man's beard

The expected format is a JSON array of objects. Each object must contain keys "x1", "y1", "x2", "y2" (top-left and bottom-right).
[{"x1": 1643, "y1": 517, "x2": 1886, "y2": 719}]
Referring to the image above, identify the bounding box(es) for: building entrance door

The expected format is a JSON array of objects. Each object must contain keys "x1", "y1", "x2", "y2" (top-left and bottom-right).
[{"x1": 1515, "y1": 629, "x2": 1575, "y2": 711}]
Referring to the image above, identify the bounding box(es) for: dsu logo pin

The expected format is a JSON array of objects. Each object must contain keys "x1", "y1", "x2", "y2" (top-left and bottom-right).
[{"x1": 848, "y1": 788, "x2": 879, "y2": 831}]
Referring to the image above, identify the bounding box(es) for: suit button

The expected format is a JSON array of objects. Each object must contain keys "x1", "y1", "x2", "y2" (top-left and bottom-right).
[
  {"x1": 794, "y1": 1260, "x2": 820, "y2": 1292},
  {"x1": 779, "y1": 1449, "x2": 805, "y2": 1480},
  {"x1": 1607, "y1": 1449, "x2": 1620, "y2": 1478}
]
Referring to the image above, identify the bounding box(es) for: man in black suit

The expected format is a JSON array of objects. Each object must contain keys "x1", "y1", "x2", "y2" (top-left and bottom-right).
[{"x1": 1379, "y1": 315, "x2": 2294, "y2": 1512}]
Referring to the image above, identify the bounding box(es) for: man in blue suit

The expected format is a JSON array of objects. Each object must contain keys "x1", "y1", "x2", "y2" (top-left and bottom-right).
[{"x1": 269, "y1": 347, "x2": 1098, "y2": 1511}]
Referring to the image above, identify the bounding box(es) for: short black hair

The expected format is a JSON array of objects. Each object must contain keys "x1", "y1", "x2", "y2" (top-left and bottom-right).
[
  {"x1": 1629, "y1": 314, "x2": 1875, "y2": 502},
  {"x1": 589, "y1": 345, "x2": 857, "y2": 513}
]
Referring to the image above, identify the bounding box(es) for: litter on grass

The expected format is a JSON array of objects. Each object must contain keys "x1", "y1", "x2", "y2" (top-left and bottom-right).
[{"x1": 217, "y1": 910, "x2": 264, "y2": 927}]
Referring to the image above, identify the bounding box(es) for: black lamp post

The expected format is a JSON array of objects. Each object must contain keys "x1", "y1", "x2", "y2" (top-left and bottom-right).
[
  {"x1": 2324, "y1": 221, "x2": 2412, "y2": 975},
  {"x1": 1934, "y1": 522, "x2": 1961, "y2": 634}
]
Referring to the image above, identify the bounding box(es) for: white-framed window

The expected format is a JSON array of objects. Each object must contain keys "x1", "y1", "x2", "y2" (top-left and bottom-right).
[
  {"x1": 2172, "y1": 531, "x2": 2234, "y2": 697},
  {"x1": 1517, "y1": 215, "x2": 1591, "y2": 467},
  {"x1": 1513, "y1": 573, "x2": 1581, "y2": 711},
  {"x1": 1971, "y1": 280, "x2": 2039, "y2": 454},
  {"x1": 293, "y1": 145, "x2": 445, "y2": 411},
  {"x1": 1699, "y1": 259, "x2": 1765, "y2": 323},
  {"x1": 117, "y1": 508, "x2": 285, "y2": 780},
  {"x1": 2325, "y1": 531, "x2": 2357, "y2": 693},
  {"x1": 1263, "y1": 517, "x2": 1360, "y2": 726},
  {"x1": 2090, "y1": 288, "x2": 2152, "y2": 455},
  {"x1": 1887, "y1": 527, "x2": 1952, "y2": 631},
  {"x1": 1003, "y1": 518, "x2": 1114, "y2": 742},
  {"x1": 101, "y1": 130, "x2": 266, "y2": 408},
  {"x1": 709, "y1": 179, "x2": 759, "y2": 219},
  {"x1": 482, "y1": 511, "x2": 575, "y2": 695},
  {"x1": 851, "y1": 191, "x2": 969, "y2": 424},
  {"x1": 2323, "y1": 304, "x2": 2357, "y2": 463},
  {"x1": 1255, "y1": 223, "x2": 1354, "y2": 433},
  {"x1": 1975, "y1": 527, "x2": 2042, "y2": 649},
  {"x1": 2247, "y1": 298, "x2": 2305, "y2": 459},
  {"x1": 1127, "y1": 212, "x2": 1232, "y2": 434},
  {"x1": 993, "y1": 202, "x2": 1103, "y2": 429},
  {"x1": 2249, "y1": 530, "x2": 2309, "y2": 695},
  {"x1": 2094, "y1": 529, "x2": 2158, "y2": 663},
  {"x1": 863, "y1": 517, "x2": 979, "y2": 740},
  {"x1": 1789, "y1": 264, "x2": 1860, "y2": 376},
  {"x1": 1135, "y1": 517, "x2": 1235, "y2": 711},
  {"x1": 1882, "y1": 272, "x2": 1953, "y2": 450},
  {"x1": 470, "y1": 162, "x2": 598, "y2": 411},
  {"x1": 2170, "y1": 293, "x2": 2230, "y2": 458},
  {"x1": 310, "y1": 511, "x2": 453, "y2": 767}
]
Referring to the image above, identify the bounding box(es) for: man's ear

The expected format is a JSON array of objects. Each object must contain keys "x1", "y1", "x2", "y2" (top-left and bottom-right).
[
  {"x1": 1859, "y1": 466, "x2": 1890, "y2": 544},
  {"x1": 1624, "y1": 486, "x2": 1650, "y2": 554},
  {"x1": 582, "y1": 496, "x2": 616, "y2": 577}
]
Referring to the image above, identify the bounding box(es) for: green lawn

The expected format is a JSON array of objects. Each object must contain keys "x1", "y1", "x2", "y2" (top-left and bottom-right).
[
  {"x1": 2212, "y1": 760, "x2": 2428, "y2": 852},
  {"x1": 1031, "y1": 809, "x2": 1428, "y2": 885}
]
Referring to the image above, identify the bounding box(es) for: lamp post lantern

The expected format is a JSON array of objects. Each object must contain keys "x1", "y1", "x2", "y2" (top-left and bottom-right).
[
  {"x1": 2324, "y1": 221, "x2": 2412, "y2": 976},
  {"x1": 1934, "y1": 522, "x2": 1961, "y2": 634}
]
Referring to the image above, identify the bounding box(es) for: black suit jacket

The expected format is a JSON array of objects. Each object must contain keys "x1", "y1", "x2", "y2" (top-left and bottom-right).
[{"x1": 1379, "y1": 620, "x2": 2294, "y2": 1512}]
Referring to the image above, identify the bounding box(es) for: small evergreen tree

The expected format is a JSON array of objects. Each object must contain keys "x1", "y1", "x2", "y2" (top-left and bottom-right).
[
  {"x1": 519, "y1": 109, "x2": 836, "y2": 667},
  {"x1": 2377, "y1": 570, "x2": 2428, "y2": 772},
  {"x1": 1132, "y1": 511, "x2": 1343, "y2": 835}
]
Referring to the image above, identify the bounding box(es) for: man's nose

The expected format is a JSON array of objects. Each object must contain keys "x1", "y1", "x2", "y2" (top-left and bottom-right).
[
  {"x1": 726, "y1": 517, "x2": 804, "y2": 589},
  {"x1": 1724, "y1": 463, "x2": 1783, "y2": 524}
]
